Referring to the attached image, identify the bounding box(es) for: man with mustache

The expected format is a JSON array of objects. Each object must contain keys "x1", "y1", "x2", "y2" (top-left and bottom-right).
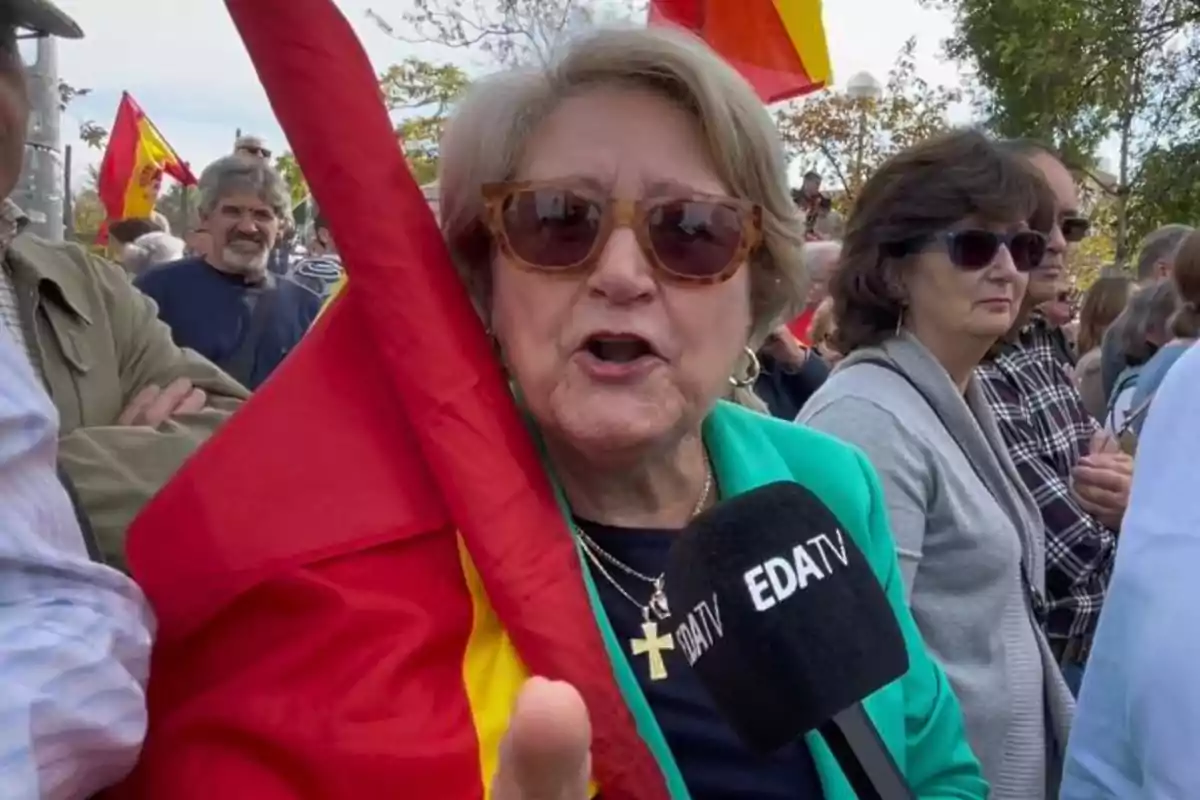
[
  {"x1": 135, "y1": 156, "x2": 322, "y2": 390},
  {"x1": 0, "y1": 1, "x2": 247, "y2": 572}
]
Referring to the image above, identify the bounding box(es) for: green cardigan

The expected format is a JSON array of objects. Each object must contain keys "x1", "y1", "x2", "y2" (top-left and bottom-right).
[{"x1": 576, "y1": 401, "x2": 988, "y2": 799}]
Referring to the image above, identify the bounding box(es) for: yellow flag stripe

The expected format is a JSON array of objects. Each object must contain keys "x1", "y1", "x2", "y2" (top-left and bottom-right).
[
  {"x1": 120, "y1": 117, "x2": 181, "y2": 219},
  {"x1": 457, "y1": 539, "x2": 599, "y2": 797},
  {"x1": 773, "y1": 0, "x2": 833, "y2": 86}
]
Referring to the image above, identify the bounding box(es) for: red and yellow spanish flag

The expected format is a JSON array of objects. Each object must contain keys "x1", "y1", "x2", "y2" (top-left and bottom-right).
[
  {"x1": 97, "y1": 92, "x2": 196, "y2": 227},
  {"x1": 649, "y1": 0, "x2": 832, "y2": 103},
  {"x1": 102, "y1": 0, "x2": 678, "y2": 798}
]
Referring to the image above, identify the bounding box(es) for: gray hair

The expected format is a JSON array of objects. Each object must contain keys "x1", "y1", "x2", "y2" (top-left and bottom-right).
[
  {"x1": 122, "y1": 231, "x2": 186, "y2": 274},
  {"x1": 196, "y1": 155, "x2": 291, "y2": 221},
  {"x1": 1107, "y1": 279, "x2": 1180, "y2": 367},
  {"x1": 438, "y1": 25, "x2": 807, "y2": 345},
  {"x1": 801, "y1": 240, "x2": 841, "y2": 276},
  {"x1": 1135, "y1": 224, "x2": 1194, "y2": 281}
]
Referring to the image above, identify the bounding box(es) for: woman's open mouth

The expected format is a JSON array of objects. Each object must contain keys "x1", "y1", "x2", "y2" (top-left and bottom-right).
[{"x1": 577, "y1": 334, "x2": 662, "y2": 380}]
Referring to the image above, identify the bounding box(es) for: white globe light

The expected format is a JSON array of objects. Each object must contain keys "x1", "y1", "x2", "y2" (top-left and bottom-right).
[{"x1": 846, "y1": 71, "x2": 882, "y2": 101}]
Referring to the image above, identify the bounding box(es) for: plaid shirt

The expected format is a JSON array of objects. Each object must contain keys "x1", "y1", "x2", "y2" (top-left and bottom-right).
[{"x1": 977, "y1": 316, "x2": 1117, "y2": 642}]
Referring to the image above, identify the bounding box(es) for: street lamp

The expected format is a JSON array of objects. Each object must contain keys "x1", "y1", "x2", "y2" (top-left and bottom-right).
[{"x1": 845, "y1": 71, "x2": 882, "y2": 195}]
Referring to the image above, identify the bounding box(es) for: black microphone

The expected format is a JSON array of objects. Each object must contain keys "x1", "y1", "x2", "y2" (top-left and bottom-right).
[{"x1": 664, "y1": 481, "x2": 915, "y2": 800}]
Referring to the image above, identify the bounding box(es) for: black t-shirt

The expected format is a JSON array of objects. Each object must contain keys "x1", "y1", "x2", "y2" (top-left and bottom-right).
[
  {"x1": 754, "y1": 352, "x2": 830, "y2": 421},
  {"x1": 579, "y1": 519, "x2": 826, "y2": 799},
  {"x1": 135, "y1": 257, "x2": 321, "y2": 389}
]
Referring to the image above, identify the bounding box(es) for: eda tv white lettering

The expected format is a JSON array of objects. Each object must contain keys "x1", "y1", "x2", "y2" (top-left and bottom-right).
[
  {"x1": 743, "y1": 529, "x2": 851, "y2": 612},
  {"x1": 676, "y1": 593, "x2": 723, "y2": 666}
]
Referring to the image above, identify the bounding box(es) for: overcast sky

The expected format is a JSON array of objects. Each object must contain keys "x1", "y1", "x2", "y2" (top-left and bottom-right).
[{"x1": 47, "y1": 0, "x2": 965, "y2": 187}]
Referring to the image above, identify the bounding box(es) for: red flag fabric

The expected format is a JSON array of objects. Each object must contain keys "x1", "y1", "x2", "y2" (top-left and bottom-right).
[
  {"x1": 97, "y1": 93, "x2": 196, "y2": 228},
  {"x1": 103, "y1": 0, "x2": 668, "y2": 797},
  {"x1": 649, "y1": 0, "x2": 832, "y2": 103}
]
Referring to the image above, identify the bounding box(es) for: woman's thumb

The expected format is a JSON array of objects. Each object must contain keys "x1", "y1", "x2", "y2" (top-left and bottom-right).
[{"x1": 492, "y1": 677, "x2": 592, "y2": 800}]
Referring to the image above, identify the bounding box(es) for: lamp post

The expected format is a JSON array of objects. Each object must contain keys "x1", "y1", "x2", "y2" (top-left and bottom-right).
[
  {"x1": 846, "y1": 71, "x2": 882, "y2": 195},
  {"x1": 14, "y1": 35, "x2": 64, "y2": 241}
]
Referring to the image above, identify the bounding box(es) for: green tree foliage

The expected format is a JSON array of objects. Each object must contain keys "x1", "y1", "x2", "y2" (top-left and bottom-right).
[
  {"x1": 776, "y1": 39, "x2": 961, "y2": 198},
  {"x1": 925, "y1": 0, "x2": 1200, "y2": 264},
  {"x1": 58, "y1": 80, "x2": 109, "y2": 149},
  {"x1": 273, "y1": 151, "x2": 308, "y2": 206},
  {"x1": 69, "y1": 166, "x2": 104, "y2": 245},
  {"x1": 274, "y1": 57, "x2": 470, "y2": 199},
  {"x1": 1126, "y1": 142, "x2": 1200, "y2": 243},
  {"x1": 379, "y1": 58, "x2": 472, "y2": 185}
]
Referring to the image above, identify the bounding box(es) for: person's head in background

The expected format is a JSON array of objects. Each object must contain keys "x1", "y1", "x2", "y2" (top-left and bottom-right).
[
  {"x1": 309, "y1": 213, "x2": 336, "y2": 257},
  {"x1": 1165, "y1": 229, "x2": 1200, "y2": 342},
  {"x1": 1109, "y1": 279, "x2": 1181, "y2": 370},
  {"x1": 800, "y1": 171, "x2": 822, "y2": 200},
  {"x1": 832, "y1": 128, "x2": 1054, "y2": 379},
  {"x1": 233, "y1": 134, "x2": 272, "y2": 163},
  {"x1": 108, "y1": 216, "x2": 164, "y2": 247},
  {"x1": 1078, "y1": 275, "x2": 1135, "y2": 355},
  {"x1": 1000, "y1": 140, "x2": 1091, "y2": 312},
  {"x1": 195, "y1": 156, "x2": 289, "y2": 281},
  {"x1": 121, "y1": 231, "x2": 186, "y2": 275},
  {"x1": 1135, "y1": 223, "x2": 1194, "y2": 286}
]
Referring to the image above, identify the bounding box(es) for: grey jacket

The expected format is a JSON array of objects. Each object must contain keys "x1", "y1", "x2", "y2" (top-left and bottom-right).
[{"x1": 797, "y1": 333, "x2": 1074, "y2": 799}]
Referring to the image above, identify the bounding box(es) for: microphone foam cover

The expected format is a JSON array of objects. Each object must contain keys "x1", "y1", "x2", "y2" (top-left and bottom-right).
[{"x1": 665, "y1": 481, "x2": 909, "y2": 752}]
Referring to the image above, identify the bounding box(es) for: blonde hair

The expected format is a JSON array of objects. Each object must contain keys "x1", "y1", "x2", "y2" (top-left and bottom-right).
[{"x1": 438, "y1": 25, "x2": 807, "y2": 345}]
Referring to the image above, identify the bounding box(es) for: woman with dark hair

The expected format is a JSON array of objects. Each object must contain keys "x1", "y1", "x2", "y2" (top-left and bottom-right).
[{"x1": 798, "y1": 128, "x2": 1074, "y2": 798}]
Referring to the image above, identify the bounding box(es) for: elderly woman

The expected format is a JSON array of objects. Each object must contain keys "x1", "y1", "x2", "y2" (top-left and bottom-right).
[
  {"x1": 432, "y1": 29, "x2": 983, "y2": 797},
  {"x1": 798, "y1": 129, "x2": 1073, "y2": 798},
  {"x1": 111, "y1": 25, "x2": 985, "y2": 800}
]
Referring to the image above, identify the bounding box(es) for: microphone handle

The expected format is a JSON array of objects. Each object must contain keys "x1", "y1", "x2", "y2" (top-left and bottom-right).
[{"x1": 816, "y1": 703, "x2": 916, "y2": 800}]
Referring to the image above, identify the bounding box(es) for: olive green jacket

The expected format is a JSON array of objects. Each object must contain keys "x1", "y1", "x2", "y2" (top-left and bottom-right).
[{"x1": 7, "y1": 234, "x2": 249, "y2": 567}]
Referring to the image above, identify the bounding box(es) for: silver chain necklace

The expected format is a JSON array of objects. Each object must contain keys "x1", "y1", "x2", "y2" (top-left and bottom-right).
[{"x1": 574, "y1": 462, "x2": 713, "y2": 681}]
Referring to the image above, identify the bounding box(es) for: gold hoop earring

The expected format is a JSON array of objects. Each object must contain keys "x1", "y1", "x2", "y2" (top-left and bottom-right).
[{"x1": 729, "y1": 345, "x2": 762, "y2": 388}]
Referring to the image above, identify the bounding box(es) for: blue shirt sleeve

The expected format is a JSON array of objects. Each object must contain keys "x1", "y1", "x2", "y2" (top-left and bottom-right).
[
  {"x1": 1062, "y1": 343, "x2": 1200, "y2": 798},
  {"x1": 0, "y1": 327, "x2": 155, "y2": 798}
]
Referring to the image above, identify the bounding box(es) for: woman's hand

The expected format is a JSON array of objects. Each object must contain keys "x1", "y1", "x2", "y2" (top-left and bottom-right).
[{"x1": 492, "y1": 678, "x2": 593, "y2": 800}]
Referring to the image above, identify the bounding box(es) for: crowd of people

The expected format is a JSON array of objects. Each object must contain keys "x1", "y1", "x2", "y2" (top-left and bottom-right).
[{"x1": 4, "y1": 0, "x2": 1200, "y2": 798}]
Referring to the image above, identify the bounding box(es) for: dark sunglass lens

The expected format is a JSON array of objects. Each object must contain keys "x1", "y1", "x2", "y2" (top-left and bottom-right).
[
  {"x1": 647, "y1": 200, "x2": 744, "y2": 279},
  {"x1": 501, "y1": 189, "x2": 602, "y2": 269},
  {"x1": 947, "y1": 230, "x2": 1001, "y2": 270},
  {"x1": 1061, "y1": 217, "x2": 1090, "y2": 243},
  {"x1": 1010, "y1": 231, "x2": 1047, "y2": 271}
]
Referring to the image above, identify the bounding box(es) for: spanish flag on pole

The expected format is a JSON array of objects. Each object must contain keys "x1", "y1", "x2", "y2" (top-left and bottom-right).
[
  {"x1": 649, "y1": 0, "x2": 832, "y2": 103},
  {"x1": 97, "y1": 92, "x2": 196, "y2": 227}
]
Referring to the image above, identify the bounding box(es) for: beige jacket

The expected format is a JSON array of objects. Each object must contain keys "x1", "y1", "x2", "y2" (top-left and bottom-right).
[{"x1": 7, "y1": 234, "x2": 249, "y2": 567}]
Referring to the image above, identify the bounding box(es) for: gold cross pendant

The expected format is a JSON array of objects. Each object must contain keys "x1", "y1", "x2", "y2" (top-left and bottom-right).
[{"x1": 630, "y1": 620, "x2": 674, "y2": 681}]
